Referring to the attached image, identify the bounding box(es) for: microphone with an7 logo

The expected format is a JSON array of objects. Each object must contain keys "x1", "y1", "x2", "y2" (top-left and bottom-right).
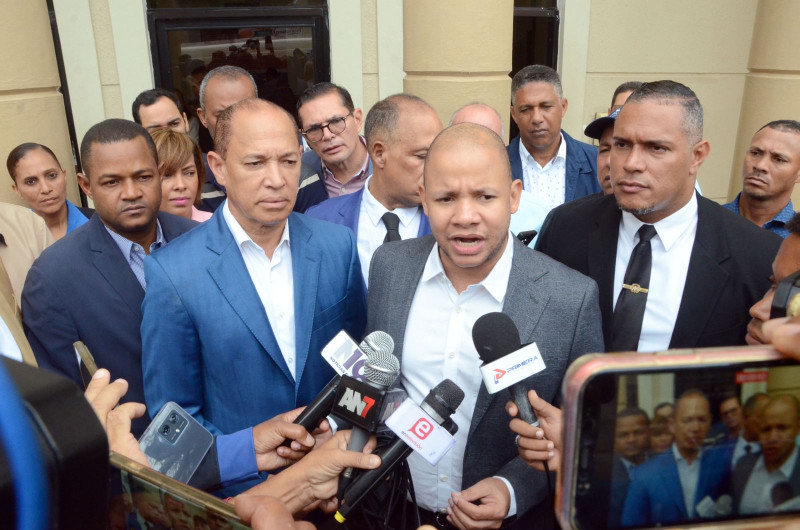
[{"x1": 334, "y1": 379, "x2": 466, "y2": 524}]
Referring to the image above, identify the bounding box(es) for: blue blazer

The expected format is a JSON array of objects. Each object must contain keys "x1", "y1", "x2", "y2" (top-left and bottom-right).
[
  {"x1": 621, "y1": 445, "x2": 732, "y2": 527},
  {"x1": 294, "y1": 148, "x2": 374, "y2": 213},
  {"x1": 22, "y1": 212, "x2": 197, "y2": 435},
  {"x1": 140, "y1": 210, "x2": 366, "y2": 439},
  {"x1": 507, "y1": 130, "x2": 600, "y2": 202},
  {"x1": 304, "y1": 187, "x2": 432, "y2": 238}
]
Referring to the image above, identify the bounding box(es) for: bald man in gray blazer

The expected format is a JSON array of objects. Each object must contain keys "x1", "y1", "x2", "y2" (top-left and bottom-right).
[{"x1": 367, "y1": 123, "x2": 603, "y2": 529}]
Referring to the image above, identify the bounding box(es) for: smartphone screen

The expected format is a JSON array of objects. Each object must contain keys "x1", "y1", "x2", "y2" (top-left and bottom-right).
[{"x1": 573, "y1": 357, "x2": 800, "y2": 529}]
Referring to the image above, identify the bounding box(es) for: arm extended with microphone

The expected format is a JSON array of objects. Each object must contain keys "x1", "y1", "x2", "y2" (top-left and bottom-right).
[{"x1": 334, "y1": 379, "x2": 466, "y2": 523}]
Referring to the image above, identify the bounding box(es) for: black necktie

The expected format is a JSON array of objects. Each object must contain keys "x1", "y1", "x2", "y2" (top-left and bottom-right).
[
  {"x1": 381, "y1": 212, "x2": 401, "y2": 243},
  {"x1": 610, "y1": 224, "x2": 657, "y2": 352}
]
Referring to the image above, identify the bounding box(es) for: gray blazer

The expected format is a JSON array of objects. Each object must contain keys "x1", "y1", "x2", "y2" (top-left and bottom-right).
[{"x1": 367, "y1": 235, "x2": 604, "y2": 522}]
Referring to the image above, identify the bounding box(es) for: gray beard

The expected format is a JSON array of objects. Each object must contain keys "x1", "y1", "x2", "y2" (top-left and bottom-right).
[{"x1": 618, "y1": 204, "x2": 655, "y2": 217}]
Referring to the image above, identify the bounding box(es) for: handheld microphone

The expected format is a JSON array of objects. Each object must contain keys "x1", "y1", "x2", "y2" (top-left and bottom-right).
[
  {"x1": 335, "y1": 336, "x2": 399, "y2": 496},
  {"x1": 335, "y1": 380, "x2": 465, "y2": 523},
  {"x1": 290, "y1": 331, "x2": 394, "y2": 435},
  {"x1": 472, "y1": 312, "x2": 539, "y2": 426}
]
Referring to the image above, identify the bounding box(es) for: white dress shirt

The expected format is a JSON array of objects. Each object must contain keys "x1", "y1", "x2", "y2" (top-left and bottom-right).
[
  {"x1": 357, "y1": 176, "x2": 422, "y2": 286},
  {"x1": 518, "y1": 133, "x2": 567, "y2": 212},
  {"x1": 401, "y1": 234, "x2": 516, "y2": 516},
  {"x1": 732, "y1": 434, "x2": 761, "y2": 469},
  {"x1": 613, "y1": 194, "x2": 698, "y2": 352},
  {"x1": 739, "y1": 446, "x2": 799, "y2": 514},
  {"x1": 0, "y1": 317, "x2": 22, "y2": 363},
  {"x1": 222, "y1": 201, "x2": 297, "y2": 379},
  {"x1": 672, "y1": 443, "x2": 703, "y2": 517}
]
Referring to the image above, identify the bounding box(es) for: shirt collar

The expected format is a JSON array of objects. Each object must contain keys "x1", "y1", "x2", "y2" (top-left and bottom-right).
[
  {"x1": 519, "y1": 132, "x2": 567, "y2": 170},
  {"x1": 755, "y1": 445, "x2": 800, "y2": 476},
  {"x1": 362, "y1": 176, "x2": 420, "y2": 227},
  {"x1": 105, "y1": 220, "x2": 165, "y2": 257},
  {"x1": 222, "y1": 199, "x2": 290, "y2": 252},
  {"x1": 672, "y1": 442, "x2": 703, "y2": 465},
  {"x1": 727, "y1": 193, "x2": 794, "y2": 227},
  {"x1": 420, "y1": 232, "x2": 514, "y2": 303},
  {"x1": 321, "y1": 135, "x2": 369, "y2": 180},
  {"x1": 620, "y1": 193, "x2": 698, "y2": 252}
]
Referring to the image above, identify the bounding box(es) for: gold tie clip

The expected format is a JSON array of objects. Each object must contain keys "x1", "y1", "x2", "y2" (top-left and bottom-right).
[{"x1": 622, "y1": 283, "x2": 648, "y2": 294}]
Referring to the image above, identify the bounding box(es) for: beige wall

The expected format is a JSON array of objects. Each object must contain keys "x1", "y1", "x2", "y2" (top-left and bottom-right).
[
  {"x1": 403, "y1": 0, "x2": 514, "y2": 141},
  {"x1": 561, "y1": 0, "x2": 758, "y2": 203},
  {"x1": 0, "y1": 2, "x2": 80, "y2": 207}
]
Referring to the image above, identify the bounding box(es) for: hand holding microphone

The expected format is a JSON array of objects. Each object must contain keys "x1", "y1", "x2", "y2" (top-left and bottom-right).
[{"x1": 505, "y1": 390, "x2": 563, "y2": 471}]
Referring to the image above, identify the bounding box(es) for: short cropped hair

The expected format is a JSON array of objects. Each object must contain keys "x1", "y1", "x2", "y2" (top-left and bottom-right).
[
  {"x1": 759, "y1": 119, "x2": 800, "y2": 136},
  {"x1": 617, "y1": 407, "x2": 650, "y2": 425},
  {"x1": 214, "y1": 98, "x2": 298, "y2": 159},
  {"x1": 743, "y1": 392, "x2": 769, "y2": 415},
  {"x1": 296, "y1": 82, "x2": 355, "y2": 126},
  {"x1": 786, "y1": 213, "x2": 800, "y2": 235},
  {"x1": 80, "y1": 119, "x2": 158, "y2": 179},
  {"x1": 611, "y1": 81, "x2": 644, "y2": 108},
  {"x1": 132, "y1": 88, "x2": 183, "y2": 124},
  {"x1": 625, "y1": 80, "x2": 704, "y2": 145},
  {"x1": 149, "y1": 129, "x2": 205, "y2": 206},
  {"x1": 449, "y1": 102, "x2": 505, "y2": 138},
  {"x1": 511, "y1": 65, "x2": 562, "y2": 105},
  {"x1": 365, "y1": 93, "x2": 430, "y2": 146},
  {"x1": 199, "y1": 65, "x2": 257, "y2": 110},
  {"x1": 7, "y1": 143, "x2": 61, "y2": 182}
]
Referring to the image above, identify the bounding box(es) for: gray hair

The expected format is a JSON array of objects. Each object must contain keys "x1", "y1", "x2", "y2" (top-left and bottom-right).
[
  {"x1": 511, "y1": 65, "x2": 562, "y2": 105},
  {"x1": 364, "y1": 93, "x2": 431, "y2": 146},
  {"x1": 625, "y1": 80, "x2": 704, "y2": 145},
  {"x1": 199, "y1": 65, "x2": 257, "y2": 110},
  {"x1": 449, "y1": 102, "x2": 505, "y2": 139}
]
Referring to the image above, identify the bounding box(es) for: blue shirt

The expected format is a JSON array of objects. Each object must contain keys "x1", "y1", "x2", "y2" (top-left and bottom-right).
[
  {"x1": 65, "y1": 200, "x2": 89, "y2": 234},
  {"x1": 104, "y1": 221, "x2": 165, "y2": 290},
  {"x1": 723, "y1": 193, "x2": 795, "y2": 238}
]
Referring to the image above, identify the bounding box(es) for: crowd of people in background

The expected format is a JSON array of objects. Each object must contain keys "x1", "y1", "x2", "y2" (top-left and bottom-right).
[{"x1": 2, "y1": 58, "x2": 800, "y2": 529}]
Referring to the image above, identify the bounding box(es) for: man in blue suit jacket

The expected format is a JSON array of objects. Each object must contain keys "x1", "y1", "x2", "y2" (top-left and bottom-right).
[
  {"x1": 622, "y1": 390, "x2": 733, "y2": 527},
  {"x1": 306, "y1": 94, "x2": 440, "y2": 285},
  {"x1": 22, "y1": 119, "x2": 197, "y2": 436},
  {"x1": 507, "y1": 65, "x2": 600, "y2": 209},
  {"x1": 141, "y1": 98, "x2": 366, "y2": 491}
]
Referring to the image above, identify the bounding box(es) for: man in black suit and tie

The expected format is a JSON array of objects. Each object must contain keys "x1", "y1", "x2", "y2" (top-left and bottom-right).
[
  {"x1": 734, "y1": 395, "x2": 800, "y2": 514},
  {"x1": 536, "y1": 80, "x2": 781, "y2": 352},
  {"x1": 367, "y1": 123, "x2": 603, "y2": 529}
]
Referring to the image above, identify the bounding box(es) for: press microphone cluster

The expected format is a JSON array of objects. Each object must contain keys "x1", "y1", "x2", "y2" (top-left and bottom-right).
[
  {"x1": 335, "y1": 379, "x2": 466, "y2": 523},
  {"x1": 289, "y1": 331, "x2": 396, "y2": 434}
]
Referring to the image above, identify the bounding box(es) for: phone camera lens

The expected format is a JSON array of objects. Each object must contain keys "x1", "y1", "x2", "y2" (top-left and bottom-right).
[
  {"x1": 161, "y1": 425, "x2": 170, "y2": 435},
  {"x1": 169, "y1": 413, "x2": 178, "y2": 423}
]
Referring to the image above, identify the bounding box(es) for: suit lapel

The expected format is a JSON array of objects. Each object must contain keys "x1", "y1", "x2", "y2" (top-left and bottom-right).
[
  {"x1": 339, "y1": 188, "x2": 363, "y2": 234},
  {"x1": 205, "y1": 213, "x2": 293, "y2": 384},
  {"x1": 289, "y1": 214, "x2": 321, "y2": 385},
  {"x1": 665, "y1": 456, "x2": 689, "y2": 518},
  {"x1": 390, "y1": 237, "x2": 435, "y2": 362},
  {"x1": 669, "y1": 196, "x2": 730, "y2": 348},
  {"x1": 469, "y1": 239, "x2": 550, "y2": 439},
  {"x1": 88, "y1": 216, "x2": 145, "y2": 318},
  {"x1": 588, "y1": 197, "x2": 621, "y2": 344}
]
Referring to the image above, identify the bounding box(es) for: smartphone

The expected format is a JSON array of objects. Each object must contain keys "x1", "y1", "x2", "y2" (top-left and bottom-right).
[
  {"x1": 138, "y1": 402, "x2": 214, "y2": 484},
  {"x1": 74, "y1": 340, "x2": 98, "y2": 388},
  {"x1": 558, "y1": 347, "x2": 800, "y2": 529}
]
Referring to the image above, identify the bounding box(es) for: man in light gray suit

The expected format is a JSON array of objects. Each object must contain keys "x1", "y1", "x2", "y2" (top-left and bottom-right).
[{"x1": 367, "y1": 123, "x2": 603, "y2": 529}]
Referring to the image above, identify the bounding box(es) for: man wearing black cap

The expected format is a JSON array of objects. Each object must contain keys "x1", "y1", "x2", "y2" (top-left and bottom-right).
[{"x1": 584, "y1": 108, "x2": 621, "y2": 195}]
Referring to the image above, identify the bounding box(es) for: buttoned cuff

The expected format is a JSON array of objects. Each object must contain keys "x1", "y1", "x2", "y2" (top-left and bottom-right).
[
  {"x1": 216, "y1": 428, "x2": 259, "y2": 486},
  {"x1": 495, "y1": 476, "x2": 517, "y2": 518}
]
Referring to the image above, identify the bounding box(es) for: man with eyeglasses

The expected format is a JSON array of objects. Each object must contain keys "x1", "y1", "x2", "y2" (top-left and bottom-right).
[{"x1": 295, "y1": 83, "x2": 372, "y2": 212}]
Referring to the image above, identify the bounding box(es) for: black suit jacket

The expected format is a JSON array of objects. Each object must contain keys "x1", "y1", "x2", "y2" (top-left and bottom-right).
[
  {"x1": 732, "y1": 451, "x2": 800, "y2": 512},
  {"x1": 22, "y1": 212, "x2": 197, "y2": 435},
  {"x1": 536, "y1": 193, "x2": 781, "y2": 350}
]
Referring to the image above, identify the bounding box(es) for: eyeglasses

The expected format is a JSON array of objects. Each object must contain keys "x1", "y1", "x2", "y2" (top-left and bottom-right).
[{"x1": 301, "y1": 113, "x2": 351, "y2": 143}]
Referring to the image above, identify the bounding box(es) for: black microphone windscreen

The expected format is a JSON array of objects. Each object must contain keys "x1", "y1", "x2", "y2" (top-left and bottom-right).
[
  {"x1": 472, "y1": 312, "x2": 521, "y2": 363},
  {"x1": 772, "y1": 481, "x2": 794, "y2": 506},
  {"x1": 424, "y1": 379, "x2": 465, "y2": 419}
]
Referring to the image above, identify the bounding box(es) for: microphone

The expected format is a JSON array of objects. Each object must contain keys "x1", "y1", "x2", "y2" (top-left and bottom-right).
[
  {"x1": 472, "y1": 312, "x2": 540, "y2": 426},
  {"x1": 335, "y1": 380, "x2": 465, "y2": 523},
  {"x1": 773, "y1": 482, "x2": 795, "y2": 507},
  {"x1": 334, "y1": 338, "x2": 399, "y2": 496},
  {"x1": 291, "y1": 331, "x2": 394, "y2": 433}
]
